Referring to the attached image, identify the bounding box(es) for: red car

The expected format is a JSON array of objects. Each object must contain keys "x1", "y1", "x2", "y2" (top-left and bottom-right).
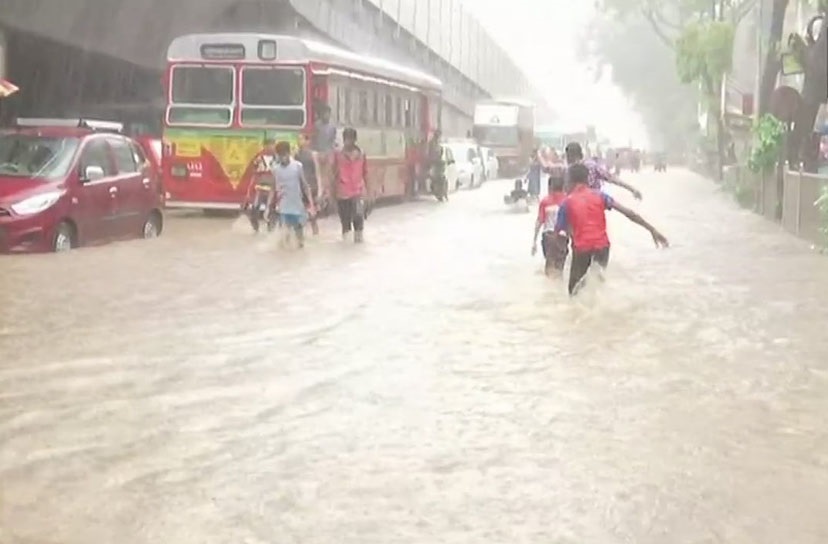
[{"x1": 0, "y1": 118, "x2": 164, "y2": 253}]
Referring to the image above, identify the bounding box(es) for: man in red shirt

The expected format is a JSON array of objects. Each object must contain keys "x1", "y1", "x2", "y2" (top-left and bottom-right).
[
  {"x1": 333, "y1": 127, "x2": 370, "y2": 243},
  {"x1": 531, "y1": 175, "x2": 568, "y2": 276},
  {"x1": 555, "y1": 163, "x2": 668, "y2": 295}
]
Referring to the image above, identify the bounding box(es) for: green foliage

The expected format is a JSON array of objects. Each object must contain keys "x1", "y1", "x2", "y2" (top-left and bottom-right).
[
  {"x1": 675, "y1": 21, "x2": 735, "y2": 88},
  {"x1": 747, "y1": 114, "x2": 785, "y2": 172}
]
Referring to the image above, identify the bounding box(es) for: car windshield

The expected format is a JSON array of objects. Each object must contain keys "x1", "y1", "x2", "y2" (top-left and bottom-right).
[
  {"x1": 448, "y1": 145, "x2": 474, "y2": 163},
  {"x1": 0, "y1": 134, "x2": 80, "y2": 179}
]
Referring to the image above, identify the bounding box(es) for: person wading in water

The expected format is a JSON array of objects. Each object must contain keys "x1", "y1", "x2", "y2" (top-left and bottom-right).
[
  {"x1": 266, "y1": 141, "x2": 315, "y2": 249},
  {"x1": 295, "y1": 133, "x2": 322, "y2": 235},
  {"x1": 555, "y1": 163, "x2": 668, "y2": 295},
  {"x1": 332, "y1": 128, "x2": 370, "y2": 243},
  {"x1": 244, "y1": 138, "x2": 277, "y2": 233},
  {"x1": 564, "y1": 142, "x2": 642, "y2": 200}
]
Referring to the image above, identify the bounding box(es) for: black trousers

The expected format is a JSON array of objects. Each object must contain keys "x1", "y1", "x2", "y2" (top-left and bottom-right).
[
  {"x1": 248, "y1": 191, "x2": 277, "y2": 233},
  {"x1": 542, "y1": 232, "x2": 569, "y2": 274},
  {"x1": 569, "y1": 247, "x2": 610, "y2": 295},
  {"x1": 337, "y1": 198, "x2": 365, "y2": 233}
]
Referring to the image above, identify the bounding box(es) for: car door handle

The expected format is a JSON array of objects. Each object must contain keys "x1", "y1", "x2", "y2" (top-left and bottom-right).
[{"x1": 109, "y1": 186, "x2": 118, "y2": 194}]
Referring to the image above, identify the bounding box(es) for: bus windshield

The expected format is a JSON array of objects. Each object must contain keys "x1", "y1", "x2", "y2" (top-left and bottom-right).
[
  {"x1": 168, "y1": 65, "x2": 234, "y2": 126},
  {"x1": 240, "y1": 66, "x2": 306, "y2": 127},
  {"x1": 474, "y1": 126, "x2": 519, "y2": 147}
]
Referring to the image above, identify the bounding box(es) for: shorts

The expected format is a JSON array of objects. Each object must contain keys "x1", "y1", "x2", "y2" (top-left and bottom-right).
[
  {"x1": 569, "y1": 246, "x2": 610, "y2": 295},
  {"x1": 542, "y1": 232, "x2": 569, "y2": 272},
  {"x1": 280, "y1": 213, "x2": 305, "y2": 227}
]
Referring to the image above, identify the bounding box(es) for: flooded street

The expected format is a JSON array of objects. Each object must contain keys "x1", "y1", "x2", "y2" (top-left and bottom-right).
[{"x1": 3, "y1": 168, "x2": 828, "y2": 543}]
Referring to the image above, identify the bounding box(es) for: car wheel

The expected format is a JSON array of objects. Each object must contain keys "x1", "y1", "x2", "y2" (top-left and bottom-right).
[
  {"x1": 142, "y1": 211, "x2": 163, "y2": 239},
  {"x1": 53, "y1": 221, "x2": 76, "y2": 253}
]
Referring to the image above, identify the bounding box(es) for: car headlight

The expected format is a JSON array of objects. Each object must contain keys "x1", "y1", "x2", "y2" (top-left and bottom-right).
[{"x1": 10, "y1": 191, "x2": 64, "y2": 216}]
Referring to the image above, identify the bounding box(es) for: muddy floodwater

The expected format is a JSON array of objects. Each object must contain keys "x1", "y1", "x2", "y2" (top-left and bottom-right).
[{"x1": 2, "y1": 169, "x2": 828, "y2": 543}]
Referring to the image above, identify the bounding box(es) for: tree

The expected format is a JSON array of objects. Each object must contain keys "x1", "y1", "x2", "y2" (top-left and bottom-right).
[
  {"x1": 788, "y1": 10, "x2": 827, "y2": 171},
  {"x1": 580, "y1": 11, "x2": 698, "y2": 153},
  {"x1": 758, "y1": 0, "x2": 791, "y2": 116},
  {"x1": 595, "y1": 0, "x2": 757, "y2": 43},
  {"x1": 593, "y1": 0, "x2": 760, "y2": 178},
  {"x1": 675, "y1": 19, "x2": 735, "y2": 178}
]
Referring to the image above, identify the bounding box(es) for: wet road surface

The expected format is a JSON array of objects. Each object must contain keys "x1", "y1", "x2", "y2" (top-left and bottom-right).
[{"x1": 2, "y1": 168, "x2": 828, "y2": 543}]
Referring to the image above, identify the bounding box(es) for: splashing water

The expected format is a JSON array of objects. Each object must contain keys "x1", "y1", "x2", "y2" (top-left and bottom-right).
[{"x1": 2, "y1": 172, "x2": 828, "y2": 543}]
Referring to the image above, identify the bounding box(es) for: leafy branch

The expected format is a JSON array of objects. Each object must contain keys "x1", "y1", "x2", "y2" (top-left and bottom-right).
[{"x1": 747, "y1": 114, "x2": 785, "y2": 172}]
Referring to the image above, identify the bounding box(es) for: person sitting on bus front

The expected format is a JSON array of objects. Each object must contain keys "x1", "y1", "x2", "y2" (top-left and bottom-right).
[
  {"x1": 312, "y1": 104, "x2": 337, "y2": 212},
  {"x1": 313, "y1": 104, "x2": 337, "y2": 152},
  {"x1": 245, "y1": 139, "x2": 278, "y2": 233}
]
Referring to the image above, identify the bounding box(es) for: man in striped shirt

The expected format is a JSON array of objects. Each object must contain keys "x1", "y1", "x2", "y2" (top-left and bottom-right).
[{"x1": 564, "y1": 142, "x2": 642, "y2": 201}]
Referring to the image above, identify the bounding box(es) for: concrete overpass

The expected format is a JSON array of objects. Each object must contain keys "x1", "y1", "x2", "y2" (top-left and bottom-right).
[{"x1": 0, "y1": 0, "x2": 542, "y2": 135}]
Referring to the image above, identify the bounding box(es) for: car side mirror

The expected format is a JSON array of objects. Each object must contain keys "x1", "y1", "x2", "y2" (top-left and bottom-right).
[{"x1": 81, "y1": 165, "x2": 105, "y2": 182}]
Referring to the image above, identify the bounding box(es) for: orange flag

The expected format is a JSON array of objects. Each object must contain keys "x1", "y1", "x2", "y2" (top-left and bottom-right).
[{"x1": 0, "y1": 79, "x2": 19, "y2": 98}]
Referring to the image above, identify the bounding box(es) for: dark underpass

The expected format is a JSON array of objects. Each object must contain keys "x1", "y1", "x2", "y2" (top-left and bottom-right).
[{"x1": 0, "y1": 0, "x2": 330, "y2": 132}]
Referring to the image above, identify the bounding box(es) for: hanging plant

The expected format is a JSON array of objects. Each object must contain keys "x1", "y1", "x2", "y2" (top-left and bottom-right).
[{"x1": 748, "y1": 114, "x2": 785, "y2": 173}]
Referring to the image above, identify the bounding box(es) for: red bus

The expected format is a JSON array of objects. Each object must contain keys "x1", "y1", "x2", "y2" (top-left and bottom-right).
[{"x1": 162, "y1": 33, "x2": 443, "y2": 210}]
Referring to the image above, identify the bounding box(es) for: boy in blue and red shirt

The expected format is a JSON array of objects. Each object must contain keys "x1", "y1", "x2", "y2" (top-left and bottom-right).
[
  {"x1": 564, "y1": 142, "x2": 642, "y2": 199},
  {"x1": 531, "y1": 175, "x2": 568, "y2": 276},
  {"x1": 555, "y1": 163, "x2": 669, "y2": 296}
]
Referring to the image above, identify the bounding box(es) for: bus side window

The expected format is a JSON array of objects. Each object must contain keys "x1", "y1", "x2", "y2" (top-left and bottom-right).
[
  {"x1": 395, "y1": 96, "x2": 402, "y2": 128},
  {"x1": 372, "y1": 90, "x2": 380, "y2": 126},
  {"x1": 411, "y1": 96, "x2": 420, "y2": 130},
  {"x1": 333, "y1": 85, "x2": 341, "y2": 124},
  {"x1": 403, "y1": 98, "x2": 411, "y2": 128},
  {"x1": 358, "y1": 89, "x2": 368, "y2": 125},
  {"x1": 376, "y1": 92, "x2": 384, "y2": 126},
  {"x1": 342, "y1": 87, "x2": 352, "y2": 125},
  {"x1": 385, "y1": 93, "x2": 393, "y2": 128}
]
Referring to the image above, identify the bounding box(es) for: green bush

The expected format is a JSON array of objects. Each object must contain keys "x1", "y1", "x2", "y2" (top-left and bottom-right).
[{"x1": 748, "y1": 114, "x2": 785, "y2": 173}]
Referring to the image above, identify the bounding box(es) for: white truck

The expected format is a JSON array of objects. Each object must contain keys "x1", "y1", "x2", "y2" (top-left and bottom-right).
[{"x1": 472, "y1": 99, "x2": 535, "y2": 177}]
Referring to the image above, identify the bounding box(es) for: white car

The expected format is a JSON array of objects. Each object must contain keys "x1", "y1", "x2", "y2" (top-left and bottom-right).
[
  {"x1": 428, "y1": 144, "x2": 461, "y2": 196},
  {"x1": 479, "y1": 146, "x2": 499, "y2": 180},
  {"x1": 445, "y1": 142, "x2": 484, "y2": 189}
]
